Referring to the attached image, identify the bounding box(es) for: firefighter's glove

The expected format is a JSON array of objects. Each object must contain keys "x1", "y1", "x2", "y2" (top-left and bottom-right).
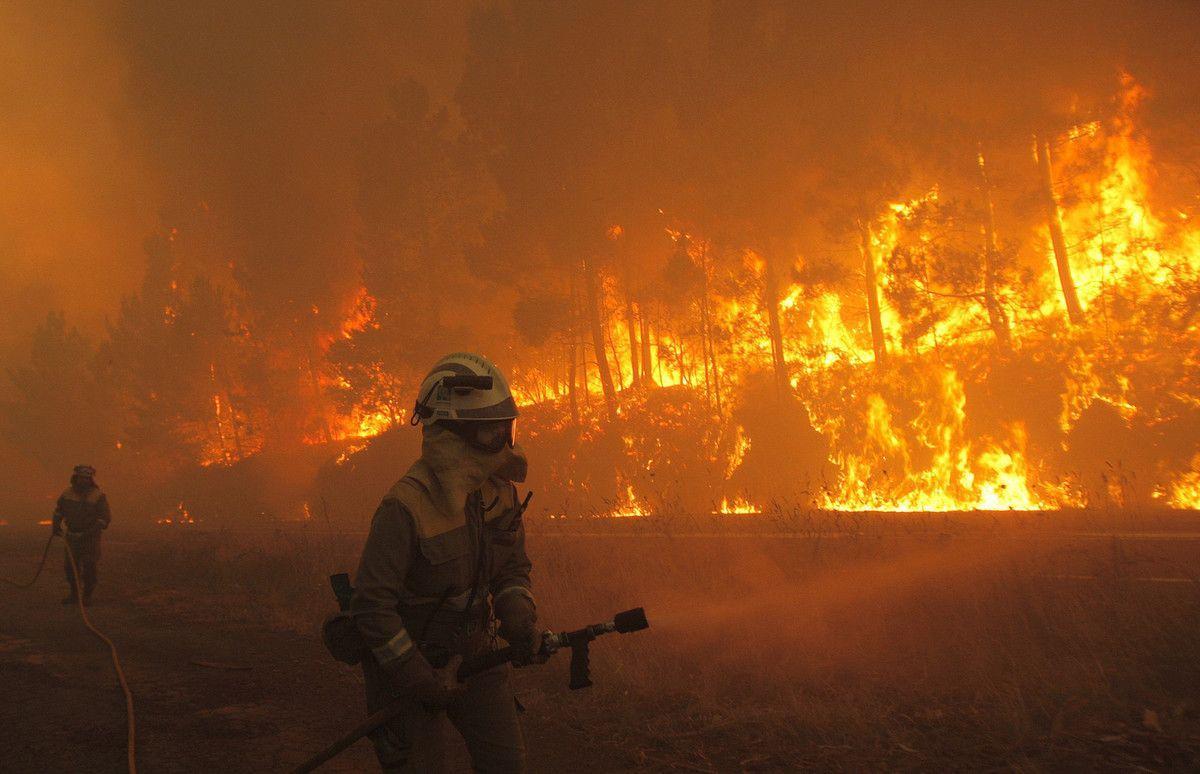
[
  {"x1": 388, "y1": 651, "x2": 465, "y2": 712},
  {"x1": 495, "y1": 590, "x2": 538, "y2": 659},
  {"x1": 51, "y1": 523, "x2": 63, "y2": 537}
]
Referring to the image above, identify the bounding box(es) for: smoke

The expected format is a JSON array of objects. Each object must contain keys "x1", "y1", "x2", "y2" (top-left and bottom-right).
[
  {"x1": 0, "y1": 3, "x2": 154, "y2": 358},
  {"x1": 4, "y1": 1, "x2": 1198, "y2": 345},
  {"x1": 3, "y1": 1, "x2": 1200, "y2": 518},
  {"x1": 0, "y1": 1, "x2": 471, "y2": 353}
]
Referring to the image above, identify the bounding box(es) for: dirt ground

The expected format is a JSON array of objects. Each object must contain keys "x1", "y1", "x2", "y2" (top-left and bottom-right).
[
  {"x1": 2, "y1": 512, "x2": 1200, "y2": 772},
  {"x1": 0, "y1": 536, "x2": 630, "y2": 773}
]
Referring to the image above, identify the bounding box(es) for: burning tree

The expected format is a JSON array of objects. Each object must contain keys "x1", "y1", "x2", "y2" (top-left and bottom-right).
[{"x1": 7, "y1": 3, "x2": 1200, "y2": 522}]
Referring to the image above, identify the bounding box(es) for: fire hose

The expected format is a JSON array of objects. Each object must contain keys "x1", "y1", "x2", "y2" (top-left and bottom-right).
[
  {"x1": 293, "y1": 607, "x2": 649, "y2": 773},
  {"x1": 1, "y1": 532, "x2": 137, "y2": 774},
  {"x1": 0, "y1": 530, "x2": 56, "y2": 589}
]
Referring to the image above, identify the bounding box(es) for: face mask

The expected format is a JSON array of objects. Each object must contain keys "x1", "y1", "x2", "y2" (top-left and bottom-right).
[{"x1": 421, "y1": 425, "x2": 528, "y2": 517}]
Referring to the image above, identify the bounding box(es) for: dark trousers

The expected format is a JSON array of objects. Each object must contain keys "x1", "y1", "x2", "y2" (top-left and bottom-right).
[
  {"x1": 362, "y1": 656, "x2": 525, "y2": 773},
  {"x1": 63, "y1": 532, "x2": 100, "y2": 597}
]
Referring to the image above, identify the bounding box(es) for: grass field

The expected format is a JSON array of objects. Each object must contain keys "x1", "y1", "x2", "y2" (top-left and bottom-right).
[{"x1": 3, "y1": 510, "x2": 1199, "y2": 771}]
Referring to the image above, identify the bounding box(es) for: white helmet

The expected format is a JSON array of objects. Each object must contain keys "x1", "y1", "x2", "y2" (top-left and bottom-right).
[{"x1": 411, "y1": 352, "x2": 519, "y2": 427}]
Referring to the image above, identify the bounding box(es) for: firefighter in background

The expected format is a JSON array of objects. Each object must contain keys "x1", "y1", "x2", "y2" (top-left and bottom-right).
[
  {"x1": 351, "y1": 353, "x2": 537, "y2": 773},
  {"x1": 51, "y1": 464, "x2": 112, "y2": 606}
]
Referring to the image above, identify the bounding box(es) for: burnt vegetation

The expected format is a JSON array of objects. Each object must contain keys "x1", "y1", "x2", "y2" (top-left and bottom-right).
[{"x1": 5, "y1": 3, "x2": 1200, "y2": 523}]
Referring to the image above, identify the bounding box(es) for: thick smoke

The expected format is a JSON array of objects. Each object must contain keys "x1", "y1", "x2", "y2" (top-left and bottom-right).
[
  {"x1": 4, "y1": 1, "x2": 1197, "y2": 348},
  {"x1": 2, "y1": 1, "x2": 1199, "y2": 518},
  {"x1": 0, "y1": 1, "x2": 470, "y2": 354}
]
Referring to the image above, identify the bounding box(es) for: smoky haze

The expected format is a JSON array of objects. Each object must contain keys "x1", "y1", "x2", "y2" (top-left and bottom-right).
[
  {"x1": 0, "y1": 1, "x2": 469, "y2": 354},
  {"x1": 3, "y1": 1, "x2": 1195, "y2": 343},
  {"x1": 1, "y1": 1, "x2": 1199, "y2": 520}
]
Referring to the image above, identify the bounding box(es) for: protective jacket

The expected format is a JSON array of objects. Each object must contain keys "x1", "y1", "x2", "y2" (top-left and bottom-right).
[
  {"x1": 53, "y1": 485, "x2": 111, "y2": 535},
  {"x1": 351, "y1": 455, "x2": 534, "y2": 673},
  {"x1": 53, "y1": 484, "x2": 110, "y2": 600}
]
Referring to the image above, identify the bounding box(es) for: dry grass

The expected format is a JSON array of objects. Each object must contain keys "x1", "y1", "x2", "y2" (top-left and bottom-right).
[{"x1": 125, "y1": 513, "x2": 1200, "y2": 770}]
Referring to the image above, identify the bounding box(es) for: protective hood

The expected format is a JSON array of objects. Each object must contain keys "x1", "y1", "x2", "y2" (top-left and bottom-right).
[{"x1": 419, "y1": 425, "x2": 528, "y2": 518}]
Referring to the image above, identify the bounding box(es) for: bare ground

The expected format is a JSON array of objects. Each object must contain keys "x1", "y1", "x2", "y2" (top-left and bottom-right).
[{"x1": 2, "y1": 512, "x2": 1200, "y2": 772}]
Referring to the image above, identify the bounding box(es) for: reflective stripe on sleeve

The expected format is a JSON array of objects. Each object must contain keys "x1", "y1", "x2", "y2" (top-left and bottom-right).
[{"x1": 371, "y1": 628, "x2": 414, "y2": 664}]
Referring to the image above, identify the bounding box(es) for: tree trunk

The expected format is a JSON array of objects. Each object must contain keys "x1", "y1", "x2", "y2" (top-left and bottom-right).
[
  {"x1": 761, "y1": 250, "x2": 789, "y2": 393},
  {"x1": 216, "y1": 360, "x2": 246, "y2": 459},
  {"x1": 607, "y1": 324, "x2": 625, "y2": 388},
  {"x1": 857, "y1": 221, "x2": 888, "y2": 369},
  {"x1": 570, "y1": 272, "x2": 592, "y2": 414},
  {"x1": 676, "y1": 336, "x2": 687, "y2": 386},
  {"x1": 620, "y1": 248, "x2": 640, "y2": 386},
  {"x1": 579, "y1": 338, "x2": 592, "y2": 412},
  {"x1": 638, "y1": 301, "x2": 655, "y2": 386},
  {"x1": 207, "y1": 363, "x2": 230, "y2": 462},
  {"x1": 581, "y1": 256, "x2": 616, "y2": 418},
  {"x1": 698, "y1": 243, "x2": 722, "y2": 413},
  {"x1": 304, "y1": 351, "x2": 332, "y2": 444},
  {"x1": 566, "y1": 271, "x2": 580, "y2": 425},
  {"x1": 976, "y1": 145, "x2": 1013, "y2": 350},
  {"x1": 565, "y1": 340, "x2": 579, "y2": 426},
  {"x1": 1035, "y1": 133, "x2": 1084, "y2": 325}
]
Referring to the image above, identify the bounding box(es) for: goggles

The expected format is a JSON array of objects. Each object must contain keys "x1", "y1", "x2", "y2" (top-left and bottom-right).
[{"x1": 443, "y1": 419, "x2": 516, "y2": 454}]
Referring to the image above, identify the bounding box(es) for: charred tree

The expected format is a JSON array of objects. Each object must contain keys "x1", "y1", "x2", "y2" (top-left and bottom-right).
[
  {"x1": 637, "y1": 303, "x2": 654, "y2": 386},
  {"x1": 698, "y1": 244, "x2": 722, "y2": 413},
  {"x1": 568, "y1": 271, "x2": 592, "y2": 417},
  {"x1": 976, "y1": 146, "x2": 1013, "y2": 350},
  {"x1": 623, "y1": 283, "x2": 640, "y2": 386},
  {"x1": 1035, "y1": 133, "x2": 1084, "y2": 325},
  {"x1": 607, "y1": 323, "x2": 625, "y2": 387},
  {"x1": 614, "y1": 234, "x2": 641, "y2": 387},
  {"x1": 304, "y1": 350, "x2": 333, "y2": 444},
  {"x1": 857, "y1": 220, "x2": 889, "y2": 369},
  {"x1": 565, "y1": 340, "x2": 579, "y2": 426},
  {"x1": 568, "y1": 271, "x2": 579, "y2": 423},
  {"x1": 761, "y1": 250, "x2": 789, "y2": 393},
  {"x1": 581, "y1": 256, "x2": 617, "y2": 417}
]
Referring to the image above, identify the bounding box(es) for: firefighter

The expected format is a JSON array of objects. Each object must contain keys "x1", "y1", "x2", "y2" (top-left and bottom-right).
[
  {"x1": 51, "y1": 464, "x2": 112, "y2": 606},
  {"x1": 351, "y1": 353, "x2": 537, "y2": 773}
]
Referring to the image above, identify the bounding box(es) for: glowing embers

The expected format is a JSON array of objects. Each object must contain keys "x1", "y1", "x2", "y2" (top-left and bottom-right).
[
  {"x1": 157, "y1": 502, "x2": 197, "y2": 527},
  {"x1": 334, "y1": 440, "x2": 370, "y2": 466}
]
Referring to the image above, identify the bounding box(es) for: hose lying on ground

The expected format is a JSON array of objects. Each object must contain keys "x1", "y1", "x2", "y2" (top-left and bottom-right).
[
  {"x1": 62, "y1": 538, "x2": 138, "y2": 774},
  {"x1": 0, "y1": 531, "x2": 56, "y2": 589},
  {"x1": 2, "y1": 532, "x2": 138, "y2": 774}
]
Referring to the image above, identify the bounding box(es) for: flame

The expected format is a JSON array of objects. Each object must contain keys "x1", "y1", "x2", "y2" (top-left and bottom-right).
[
  {"x1": 157, "y1": 502, "x2": 196, "y2": 527},
  {"x1": 335, "y1": 440, "x2": 370, "y2": 466},
  {"x1": 182, "y1": 73, "x2": 1200, "y2": 516},
  {"x1": 716, "y1": 497, "x2": 758, "y2": 515},
  {"x1": 608, "y1": 483, "x2": 650, "y2": 518},
  {"x1": 1164, "y1": 456, "x2": 1200, "y2": 509},
  {"x1": 1043, "y1": 74, "x2": 1179, "y2": 318}
]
